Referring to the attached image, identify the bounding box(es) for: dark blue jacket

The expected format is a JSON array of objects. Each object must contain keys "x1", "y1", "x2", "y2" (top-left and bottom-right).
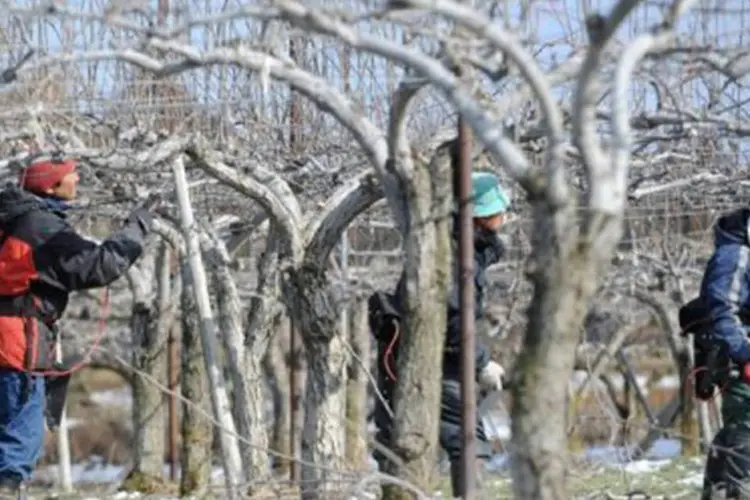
[
  {"x1": 700, "y1": 208, "x2": 750, "y2": 365},
  {"x1": 394, "y1": 224, "x2": 503, "y2": 379}
]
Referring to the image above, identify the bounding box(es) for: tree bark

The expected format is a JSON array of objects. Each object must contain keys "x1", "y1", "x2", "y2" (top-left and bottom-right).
[
  {"x1": 383, "y1": 143, "x2": 454, "y2": 499},
  {"x1": 510, "y1": 204, "x2": 621, "y2": 499},
  {"x1": 301, "y1": 332, "x2": 348, "y2": 499},
  {"x1": 263, "y1": 325, "x2": 291, "y2": 474},
  {"x1": 210, "y1": 240, "x2": 269, "y2": 484},
  {"x1": 179, "y1": 261, "x2": 212, "y2": 495},
  {"x1": 345, "y1": 299, "x2": 371, "y2": 471},
  {"x1": 128, "y1": 248, "x2": 168, "y2": 482},
  {"x1": 286, "y1": 265, "x2": 347, "y2": 500}
]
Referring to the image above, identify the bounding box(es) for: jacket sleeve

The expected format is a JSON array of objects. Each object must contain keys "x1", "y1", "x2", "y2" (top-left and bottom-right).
[
  {"x1": 445, "y1": 259, "x2": 491, "y2": 373},
  {"x1": 701, "y1": 243, "x2": 750, "y2": 365},
  {"x1": 35, "y1": 209, "x2": 152, "y2": 291}
]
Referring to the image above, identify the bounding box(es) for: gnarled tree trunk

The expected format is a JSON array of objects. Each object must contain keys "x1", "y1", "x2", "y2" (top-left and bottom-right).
[
  {"x1": 179, "y1": 260, "x2": 212, "y2": 495},
  {"x1": 510, "y1": 204, "x2": 625, "y2": 499},
  {"x1": 208, "y1": 233, "x2": 269, "y2": 486},
  {"x1": 126, "y1": 247, "x2": 169, "y2": 484},
  {"x1": 383, "y1": 141, "x2": 454, "y2": 499},
  {"x1": 287, "y1": 265, "x2": 348, "y2": 500}
]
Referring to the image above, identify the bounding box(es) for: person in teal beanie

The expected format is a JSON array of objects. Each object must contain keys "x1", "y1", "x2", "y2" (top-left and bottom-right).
[{"x1": 369, "y1": 171, "x2": 511, "y2": 498}]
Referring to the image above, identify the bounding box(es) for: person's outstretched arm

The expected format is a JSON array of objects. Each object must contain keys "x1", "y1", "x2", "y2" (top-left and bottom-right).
[{"x1": 34, "y1": 209, "x2": 153, "y2": 291}]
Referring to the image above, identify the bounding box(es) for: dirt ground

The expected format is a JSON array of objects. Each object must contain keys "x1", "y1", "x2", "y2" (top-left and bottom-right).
[{"x1": 41, "y1": 368, "x2": 135, "y2": 467}]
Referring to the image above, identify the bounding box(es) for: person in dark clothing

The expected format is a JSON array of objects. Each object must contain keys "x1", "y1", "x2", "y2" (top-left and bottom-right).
[
  {"x1": 370, "y1": 172, "x2": 509, "y2": 498},
  {"x1": 0, "y1": 156, "x2": 155, "y2": 498},
  {"x1": 699, "y1": 207, "x2": 750, "y2": 499}
]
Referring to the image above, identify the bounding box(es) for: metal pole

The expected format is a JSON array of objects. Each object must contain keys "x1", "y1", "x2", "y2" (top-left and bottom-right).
[
  {"x1": 167, "y1": 322, "x2": 179, "y2": 481},
  {"x1": 288, "y1": 35, "x2": 302, "y2": 485},
  {"x1": 458, "y1": 112, "x2": 477, "y2": 498}
]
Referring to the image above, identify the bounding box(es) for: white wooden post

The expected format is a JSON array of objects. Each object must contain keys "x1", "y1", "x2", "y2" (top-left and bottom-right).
[
  {"x1": 172, "y1": 155, "x2": 243, "y2": 495},
  {"x1": 54, "y1": 336, "x2": 73, "y2": 492}
]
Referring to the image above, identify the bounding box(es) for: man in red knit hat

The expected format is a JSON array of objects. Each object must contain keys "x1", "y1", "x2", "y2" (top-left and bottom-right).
[{"x1": 0, "y1": 155, "x2": 156, "y2": 498}]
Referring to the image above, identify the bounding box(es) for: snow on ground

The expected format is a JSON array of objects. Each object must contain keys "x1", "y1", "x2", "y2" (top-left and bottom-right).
[
  {"x1": 88, "y1": 387, "x2": 132, "y2": 409},
  {"x1": 33, "y1": 456, "x2": 229, "y2": 486},
  {"x1": 41, "y1": 382, "x2": 693, "y2": 490}
]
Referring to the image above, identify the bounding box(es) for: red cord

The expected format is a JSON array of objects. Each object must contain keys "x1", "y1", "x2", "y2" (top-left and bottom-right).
[{"x1": 383, "y1": 319, "x2": 400, "y2": 382}]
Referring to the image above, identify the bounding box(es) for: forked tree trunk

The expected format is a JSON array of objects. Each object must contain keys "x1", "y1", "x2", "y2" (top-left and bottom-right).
[
  {"x1": 345, "y1": 298, "x2": 371, "y2": 471},
  {"x1": 286, "y1": 267, "x2": 347, "y2": 500},
  {"x1": 383, "y1": 142, "x2": 454, "y2": 499},
  {"x1": 179, "y1": 261, "x2": 212, "y2": 495},
  {"x1": 510, "y1": 204, "x2": 623, "y2": 499}
]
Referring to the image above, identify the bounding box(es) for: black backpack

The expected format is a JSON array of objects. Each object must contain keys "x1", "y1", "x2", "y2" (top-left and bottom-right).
[
  {"x1": 679, "y1": 296, "x2": 733, "y2": 400},
  {"x1": 367, "y1": 291, "x2": 401, "y2": 342}
]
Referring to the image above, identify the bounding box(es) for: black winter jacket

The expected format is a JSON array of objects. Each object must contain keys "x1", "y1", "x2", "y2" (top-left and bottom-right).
[{"x1": 392, "y1": 224, "x2": 503, "y2": 380}]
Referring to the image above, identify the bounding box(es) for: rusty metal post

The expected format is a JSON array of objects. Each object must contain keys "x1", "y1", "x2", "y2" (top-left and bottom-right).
[
  {"x1": 288, "y1": 36, "x2": 302, "y2": 485},
  {"x1": 458, "y1": 112, "x2": 477, "y2": 498},
  {"x1": 157, "y1": 0, "x2": 169, "y2": 25},
  {"x1": 167, "y1": 322, "x2": 180, "y2": 481}
]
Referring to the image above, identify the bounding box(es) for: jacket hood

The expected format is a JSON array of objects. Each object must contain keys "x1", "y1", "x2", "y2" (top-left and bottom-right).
[
  {"x1": 715, "y1": 207, "x2": 750, "y2": 247},
  {"x1": 0, "y1": 183, "x2": 70, "y2": 226}
]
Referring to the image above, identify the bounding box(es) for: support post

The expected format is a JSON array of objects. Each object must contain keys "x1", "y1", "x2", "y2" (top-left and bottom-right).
[
  {"x1": 172, "y1": 155, "x2": 243, "y2": 496},
  {"x1": 54, "y1": 336, "x2": 73, "y2": 493},
  {"x1": 458, "y1": 108, "x2": 477, "y2": 498}
]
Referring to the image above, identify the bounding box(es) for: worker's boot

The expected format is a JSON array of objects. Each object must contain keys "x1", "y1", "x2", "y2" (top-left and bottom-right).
[{"x1": 449, "y1": 460, "x2": 485, "y2": 499}]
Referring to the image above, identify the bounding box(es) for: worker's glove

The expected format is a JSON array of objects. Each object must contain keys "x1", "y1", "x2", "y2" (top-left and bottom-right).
[
  {"x1": 125, "y1": 192, "x2": 162, "y2": 230},
  {"x1": 477, "y1": 360, "x2": 505, "y2": 393}
]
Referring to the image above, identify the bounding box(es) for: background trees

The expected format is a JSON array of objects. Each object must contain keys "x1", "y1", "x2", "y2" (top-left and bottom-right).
[{"x1": 1, "y1": 0, "x2": 749, "y2": 498}]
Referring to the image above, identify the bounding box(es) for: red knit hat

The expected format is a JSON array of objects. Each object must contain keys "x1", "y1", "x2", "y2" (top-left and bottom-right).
[{"x1": 19, "y1": 159, "x2": 77, "y2": 195}]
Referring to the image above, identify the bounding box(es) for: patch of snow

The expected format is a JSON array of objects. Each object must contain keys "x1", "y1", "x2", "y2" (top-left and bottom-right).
[
  {"x1": 623, "y1": 458, "x2": 671, "y2": 474},
  {"x1": 655, "y1": 374, "x2": 680, "y2": 390},
  {"x1": 586, "y1": 438, "x2": 682, "y2": 464},
  {"x1": 112, "y1": 492, "x2": 142, "y2": 499},
  {"x1": 483, "y1": 418, "x2": 510, "y2": 441},
  {"x1": 486, "y1": 453, "x2": 509, "y2": 472},
  {"x1": 89, "y1": 388, "x2": 132, "y2": 409},
  {"x1": 33, "y1": 459, "x2": 125, "y2": 484},
  {"x1": 680, "y1": 472, "x2": 704, "y2": 487}
]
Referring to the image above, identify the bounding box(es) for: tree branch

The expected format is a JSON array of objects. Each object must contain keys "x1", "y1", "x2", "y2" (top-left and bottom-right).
[
  {"x1": 607, "y1": 0, "x2": 699, "y2": 215},
  {"x1": 275, "y1": 0, "x2": 538, "y2": 192},
  {"x1": 184, "y1": 136, "x2": 303, "y2": 261},
  {"x1": 573, "y1": 0, "x2": 643, "y2": 184},
  {"x1": 304, "y1": 171, "x2": 383, "y2": 264},
  {"x1": 402, "y1": 0, "x2": 567, "y2": 202}
]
